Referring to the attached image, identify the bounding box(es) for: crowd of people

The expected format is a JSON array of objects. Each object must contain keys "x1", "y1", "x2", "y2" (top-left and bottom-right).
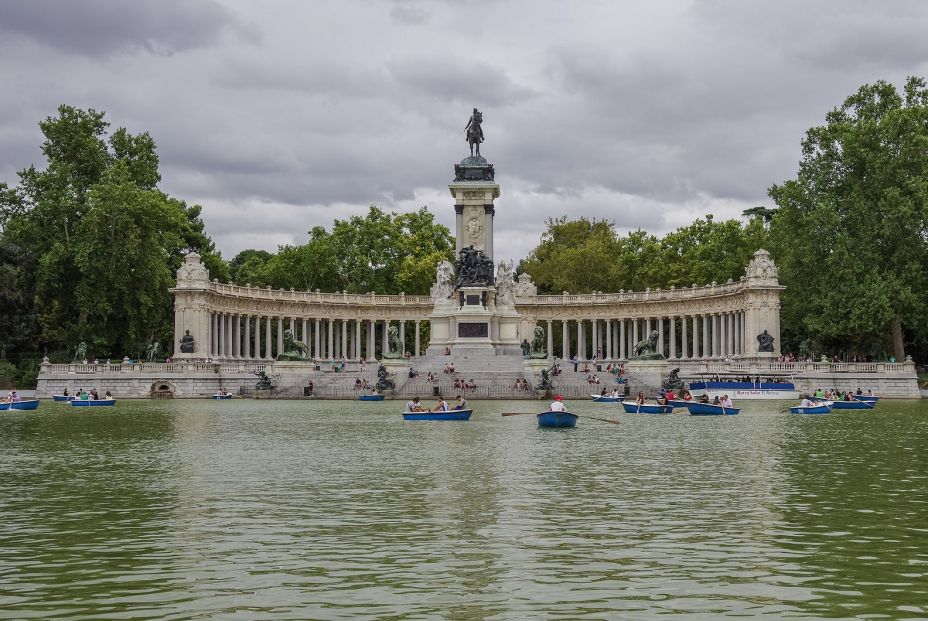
[{"x1": 405, "y1": 394, "x2": 468, "y2": 413}]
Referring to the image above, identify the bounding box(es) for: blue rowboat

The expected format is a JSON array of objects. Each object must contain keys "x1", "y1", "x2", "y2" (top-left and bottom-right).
[
  {"x1": 829, "y1": 399, "x2": 874, "y2": 410},
  {"x1": 665, "y1": 399, "x2": 689, "y2": 409},
  {"x1": 52, "y1": 395, "x2": 75, "y2": 402},
  {"x1": 537, "y1": 411, "x2": 578, "y2": 428},
  {"x1": 403, "y1": 409, "x2": 471, "y2": 421},
  {"x1": 359, "y1": 394, "x2": 385, "y2": 401},
  {"x1": 591, "y1": 394, "x2": 622, "y2": 402},
  {"x1": 212, "y1": 393, "x2": 233, "y2": 400},
  {"x1": 855, "y1": 395, "x2": 879, "y2": 404},
  {"x1": 2, "y1": 399, "x2": 40, "y2": 411},
  {"x1": 70, "y1": 399, "x2": 116, "y2": 407},
  {"x1": 686, "y1": 402, "x2": 740, "y2": 416},
  {"x1": 790, "y1": 403, "x2": 831, "y2": 414},
  {"x1": 621, "y1": 401, "x2": 673, "y2": 414}
]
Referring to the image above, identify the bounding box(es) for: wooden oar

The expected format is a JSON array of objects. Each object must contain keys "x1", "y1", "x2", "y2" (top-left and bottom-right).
[{"x1": 501, "y1": 412, "x2": 620, "y2": 425}]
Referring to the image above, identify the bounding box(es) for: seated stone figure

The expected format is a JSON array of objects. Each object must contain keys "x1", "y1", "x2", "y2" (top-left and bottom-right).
[
  {"x1": 662, "y1": 367, "x2": 685, "y2": 390},
  {"x1": 375, "y1": 364, "x2": 395, "y2": 392},
  {"x1": 276, "y1": 329, "x2": 310, "y2": 361}
]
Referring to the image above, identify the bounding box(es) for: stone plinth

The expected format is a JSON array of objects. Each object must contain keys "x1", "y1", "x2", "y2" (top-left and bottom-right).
[{"x1": 624, "y1": 359, "x2": 670, "y2": 396}]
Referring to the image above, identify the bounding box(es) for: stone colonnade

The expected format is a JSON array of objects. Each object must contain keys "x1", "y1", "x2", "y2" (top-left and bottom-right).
[
  {"x1": 171, "y1": 250, "x2": 784, "y2": 362},
  {"x1": 204, "y1": 313, "x2": 426, "y2": 361},
  {"x1": 531, "y1": 312, "x2": 749, "y2": 361}
]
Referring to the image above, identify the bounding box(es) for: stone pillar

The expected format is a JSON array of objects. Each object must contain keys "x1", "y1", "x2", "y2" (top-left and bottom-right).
[
  {"x1": 657, "y1": 317, "x2": 664, "y2": 356},
  {"x1": 302, "y1": 318, "x2": 309, "y2": 349},
  {"x1": 398, "y1": 320, "x2": 406, "y2": 356},
  {"x1": 561, "y1": 320, "x2": 568, "y2": 360},
  {"x1": 414, "y1": 320, "x2": 421, "y2": 356},
  {"x1": 325, "y1": 319, "x2": 335, "y2": 359},
  {"x1": 356, "y1": 320, "x2": 363, "y2": 359},
  {"x1": 367, "y1": 320, "x2": 375, "y2": 359},
  {"x1": 223, "y1": 314, "x2": 231, "y2": 359},
  {"x1": 313, "y1": 319, "x2": 321, "y2": 358},
  {"x1": 210, "y1": 313, "x2": 217, "y2": 357},
  {"x1": 591, "y1": 320, "x2": 598, "y2": 359},
  {"x1": 244, "y1": 316, "x2": 251, "y2": 359},
  {"x1": 680, "y1": 315, "x2": 690, "y2": 360},
  {"x1": 702, "y1": 315, "x2": 710, "y2": 358},
  {"x1": 381, "y1": 319, "x2": 388, "y2": 355},
  {"x1": 632, "y1": 318, "x2": 639, "y2": 348},
  {"x1": 578, "y1": 320, "x2": 586, "y2": 360},
  {"x1": 289, "y1": 317, "x2": 296, "y2": 336},
  {"x1": 618, "y1": 319, "x2": 625, "y2": 359},
  {"x1": 265, "y1": 316, "x2": 273, "y2": 359},
  {"x1": 669, "y1": 316, "x2": 676, "y2": 359},
  {"x1": 233, "y1": 314, "x2": 241, "y2": 358},
  {"x1": 341, "y1": 319, "x2": 349, "y2": 358},
  {"x1": 605, "y1": 320, "x2": 612, "y2": 359},
  {"x1": 254, "y1": 316, "x2": 261, "y2": 360}
]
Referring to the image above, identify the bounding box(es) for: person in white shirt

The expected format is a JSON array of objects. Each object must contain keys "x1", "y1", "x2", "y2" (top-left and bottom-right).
[
  {"x1": 799, "y1": 396, "x2": 815, "y2": 407},
  {"x1": 549, "y1": 395, "x2": 566, "y2": 411},
  {"x1": 720, "y1": 395, "x2": 733, "y2": 408}
]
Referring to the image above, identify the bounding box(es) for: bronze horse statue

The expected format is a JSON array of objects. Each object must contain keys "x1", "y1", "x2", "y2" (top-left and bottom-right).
[{"x1": 465, "y1": 108, "x2": 484, "y2": 157}]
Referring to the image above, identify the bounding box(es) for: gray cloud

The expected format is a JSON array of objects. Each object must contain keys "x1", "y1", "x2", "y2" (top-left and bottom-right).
[
  {"x1": 0, "y1": 0, "x2": 253, "y2": 56},
  {"x1": 1, "y1": 0, "x2": 927, "y2": 261}
]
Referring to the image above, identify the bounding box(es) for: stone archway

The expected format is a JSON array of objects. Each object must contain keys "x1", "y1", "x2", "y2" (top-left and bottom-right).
[{"x1": 150, "y1": 380, "x2": 176, "y2": 399}]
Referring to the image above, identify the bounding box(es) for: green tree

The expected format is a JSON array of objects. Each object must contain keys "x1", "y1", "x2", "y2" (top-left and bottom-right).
[
  {"x1": 769, "y1": 77, "x2": 928, "y2": 359},
  {"x1": 72, "y1": 164, "x2": 185, "y2": 353},
  {"x1": 253, "y1": 206, "x2": 454, "y2": 294},
  {"x1": 229, "y1": 249, "x2": 273, "y2": 284},
  {"x1": 0, "y1": 105, "x2": 228, "y2": 357}
]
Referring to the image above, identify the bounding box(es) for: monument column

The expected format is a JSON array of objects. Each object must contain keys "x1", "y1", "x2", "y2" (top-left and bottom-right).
[
  {"x1": 619, "y1": 319, "x2": 626, "y2": 360},
  {"x1": 546, "y1": 320, "x2": 553, "y2": 358},
  {"x1": 341, "y1": 319, "x2": 349, "y2": 358},
  {"x1": 606, "y1": 319, "x2": 613, "y2": 359},
  {"x1": 669, "y1": 317, "x2": 676, "y2": 359},
  {"x1": 254, "y1": 316, "x2": 262, "y2": 360},
  {"x1": 414, "y1": 321, "x2": 421, "y2": 356}
]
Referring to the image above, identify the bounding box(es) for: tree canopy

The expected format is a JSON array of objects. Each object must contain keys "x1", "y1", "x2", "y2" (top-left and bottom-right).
[
  {"x1": 768, "y1": 77, "x2": 928, "y2": 360},
  {"x1": 518, "y1": 215, "x2": 768, "y2": 294},
  {"x1": 234, "y1": 205, "x2": 454, "y2": 295},
  {"x1": 0, "y1": 105, "x2": 227, "y2": 359}
]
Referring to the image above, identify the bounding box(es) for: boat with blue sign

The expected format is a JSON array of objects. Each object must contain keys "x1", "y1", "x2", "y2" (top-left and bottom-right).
[
  {"x1": 359, "y1": 394, "x2": 385, "y2": 401},
  {"x1": 829, "y1": 399, "x2": 874, "y2": 410},
  {"x1": 687, "y1": 372, "x2": 799, "y2": 400}
]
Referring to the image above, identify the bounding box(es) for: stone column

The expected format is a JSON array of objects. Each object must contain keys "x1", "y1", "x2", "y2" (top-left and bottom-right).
[
  {"x1": 561, "y1": 320, "x2": 569, "y2": 360},
  {"x1": 579, "y1": 320, "x2": 587, "y2": 360},
  {"x1": 341, "y1": 319, "x2": 349, "y2": 358},
  {"x1": 367, "y1": 320, "x2": 375, "y2": 359},
  {"x1": 325, "y1": 319, "x2": 335, "y2": 359},
  {"x1": 399, "y1": 320, "x2": 406, "y2": 356},
  {"x1": 233, "y1": 314, "x2": 241, "y2": 358},
  {"x1": 605, "y1": 320, "x2": 612, "y2": 359},
  {"x1": 243, "y1": 316, "x2": 251, "y2": 359},
  {"x1": 313, "y1": 319, "x2": 321, "y2": 358},
  {"x1": 381, "y1": 319, "x2": 388, "y2": 355},
  {"x1": 618, "y1": 319, "x2": 625, "y2": 359},
  {"x1": 265, "y1": 316, "x2": 273, "y2": 359},
  {"x1": 657, "y1": 317, "x2": 665, "y2": 356},
  {"x1": 254, "y1": 316, "x2": 261, "y2": 360},
  {"x1": 701, "y1": 315, "x2": 709, "y2": 359},
  {"x1": 546, "y1": 320, "x2": 553, "y2": 358},
  {"x1": 414, "y1": 320, "x2": 421, "y2": 357},
  {"x1": 356, "y1": 320, "x2": 363, "y2": 359},
  {"x1": 632, "y1": 318, "x2": 639, "y2": 348},
  {"x1": 289, "y1": 317, "x2": 296, "y2": 336},
  {"x1": 669, "y1": 316, "x2": 676, "y2": 359},
  {"x1": 680, "y1": 315, "x2": 690, "y2": 360}
]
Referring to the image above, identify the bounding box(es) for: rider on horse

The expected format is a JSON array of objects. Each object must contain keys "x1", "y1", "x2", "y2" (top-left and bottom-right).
[{"x1": 465, "y1": 108, "x2": 484, "y2": 157}]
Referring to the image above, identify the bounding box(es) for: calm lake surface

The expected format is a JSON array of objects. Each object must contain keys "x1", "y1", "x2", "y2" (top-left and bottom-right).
[{"x1": 1, "y1": 398, "x2": 926, "y2": 620}]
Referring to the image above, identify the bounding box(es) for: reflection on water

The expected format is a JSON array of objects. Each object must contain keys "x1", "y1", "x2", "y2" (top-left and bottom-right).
[{"x1": 0, "y1": 399, "x2": 926, "y2": 619}]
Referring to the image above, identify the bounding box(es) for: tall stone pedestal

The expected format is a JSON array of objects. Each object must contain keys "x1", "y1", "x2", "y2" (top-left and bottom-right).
[{"x1": 624, "y1": 359, "x2": 670, "y2": 397}]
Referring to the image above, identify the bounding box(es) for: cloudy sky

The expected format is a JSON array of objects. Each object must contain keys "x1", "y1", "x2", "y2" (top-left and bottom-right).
[{"x1": 2, "y1": 0, "x2": 927, "y2": 266}]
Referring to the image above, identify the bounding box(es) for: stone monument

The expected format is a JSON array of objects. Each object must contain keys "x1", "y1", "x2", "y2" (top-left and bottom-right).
[{"x1": 427, "y1": 109, "x2": 523, "y2": 357}]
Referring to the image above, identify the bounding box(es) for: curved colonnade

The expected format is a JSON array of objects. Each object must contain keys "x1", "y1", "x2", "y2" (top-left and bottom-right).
[{"x1": 172, "y1": 251, "x2": 784, "y2": 363}]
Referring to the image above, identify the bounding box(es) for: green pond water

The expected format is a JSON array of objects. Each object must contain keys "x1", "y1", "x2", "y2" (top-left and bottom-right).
[{"x1": 1, "y1": 399, "x2": 926, "y2": 620}]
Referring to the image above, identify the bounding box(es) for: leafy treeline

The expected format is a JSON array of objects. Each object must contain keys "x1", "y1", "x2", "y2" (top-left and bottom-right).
[
  {"x1": 769, "y1": 77, "x2": 928, "y2": 362},
  {"x1": 0, "y1": 105, "x2": 227, "y2": 370},
  {"x1": 518, "y1": 215, "x2": 767, "y2": 294},
  {"x1": 228, "y1": 206, "x2": 454, "y2": 295}
]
